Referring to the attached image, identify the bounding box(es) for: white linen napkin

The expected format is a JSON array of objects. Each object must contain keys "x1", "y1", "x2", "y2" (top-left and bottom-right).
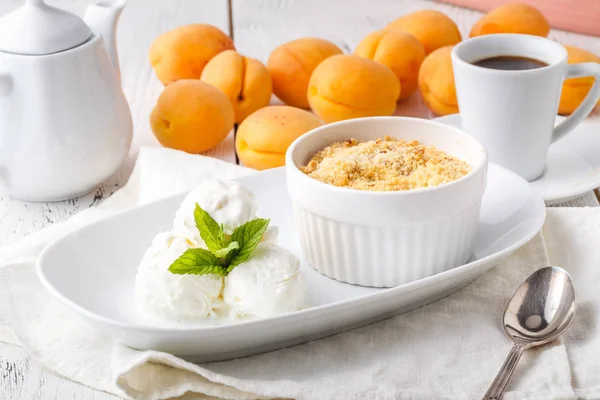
[{"x1": 0, "y1": 146, "x2": 599, "y2": 400}]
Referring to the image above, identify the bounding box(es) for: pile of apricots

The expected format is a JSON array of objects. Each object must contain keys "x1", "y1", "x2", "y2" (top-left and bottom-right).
[{"x1": 148, "y1": 3, "x2": 600, "y2": 170}]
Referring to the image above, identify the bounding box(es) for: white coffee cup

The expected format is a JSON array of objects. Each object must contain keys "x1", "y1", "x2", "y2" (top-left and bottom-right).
[{"x1": 452, "y1": 34, "x2": 600, "y2": 181}]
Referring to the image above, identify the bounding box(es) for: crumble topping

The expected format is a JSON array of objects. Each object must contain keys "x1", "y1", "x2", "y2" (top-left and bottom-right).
[{"x1": 300, "y1": 136, "x2": 471, "y2": 191}]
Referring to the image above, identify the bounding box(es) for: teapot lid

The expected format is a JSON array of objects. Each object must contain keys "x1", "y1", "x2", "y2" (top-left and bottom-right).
[{"x1": 0, "y1": 0, "x2": 92, "y2": 55}]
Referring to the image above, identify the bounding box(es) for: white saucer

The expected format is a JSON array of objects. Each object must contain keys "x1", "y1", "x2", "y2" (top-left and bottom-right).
[
  {"x1": 435, "y1": 114, "x2": 600, "y2": 205},
  {"x1": 37, "y1": 164, "x2": 545, "y2": 361}
]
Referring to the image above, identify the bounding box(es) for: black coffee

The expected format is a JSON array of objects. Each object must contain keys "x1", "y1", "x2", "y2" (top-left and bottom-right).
[{"x1": 473, "y1": 56, "x2": 548, "y2": 71}]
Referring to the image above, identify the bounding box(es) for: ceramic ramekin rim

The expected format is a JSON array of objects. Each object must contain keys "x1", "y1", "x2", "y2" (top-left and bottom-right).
[{"x1": 285, "y1": 116, "x2": 488, "y2": 198}]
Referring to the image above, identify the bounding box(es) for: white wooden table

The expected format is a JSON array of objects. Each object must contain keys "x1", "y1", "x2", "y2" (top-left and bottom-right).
[{"x1": 1, "y1": 0, "x2": 599, "y2": 398}]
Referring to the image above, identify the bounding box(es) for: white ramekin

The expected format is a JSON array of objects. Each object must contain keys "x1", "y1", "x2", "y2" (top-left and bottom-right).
[{"x1": 285, "y1": 117, "x2": 488, "y2": 288}]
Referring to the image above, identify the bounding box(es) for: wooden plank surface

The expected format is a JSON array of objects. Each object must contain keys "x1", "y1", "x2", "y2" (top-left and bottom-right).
[
  {"x1": 1, "y1": 0, "x2": 600, "y2": 398},
  {"x1": 0, "y1": 343, "x2": 119, "y2": 400}
]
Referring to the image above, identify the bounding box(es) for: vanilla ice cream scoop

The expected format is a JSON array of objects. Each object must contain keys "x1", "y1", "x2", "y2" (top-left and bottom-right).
[
  {"x1": 135, "y1": 232, "x2": 224, "y2": 320},
  {"x1": 223, "y1": 244, "x2": 306, "y2": 318},
  {"x1": 173, "y1": 180, "x2": 258, "y2": 246}
]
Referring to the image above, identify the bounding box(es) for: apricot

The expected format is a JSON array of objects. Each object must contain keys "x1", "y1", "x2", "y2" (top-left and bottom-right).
[
  {"x1": 418, "y1": 46, "x2": 458, "y2": 116},
  {"x1": 470, "y1": 4, "x2": 549, "y2": 38},
  {"x1": 149, "y1": 24, "x2": 235, "y2": 85},
  {"x1": 236, "y1": 106, "x2": 322, "y2": 170},
  {"x1": 307, "y1": 55, "x2": 400, "y2": 123},
  {"x1": 201, "y1": 50, "x2": 272, "y2": 124},
  {"x1": 559, "y1": 45, "x2": 600, "y2": 115},
  {"x1": 151, "y1": 80, "x2": 234, "y2": 153},
  {"x1": 354, "y1": 30, "x2": 426, "y2": 100},
  {"x1": 267, "y1": 38, "x2": 343, "y2": 108},
  {"x1": 386, "y1": 10, "x2": 461, "y2": 55}
]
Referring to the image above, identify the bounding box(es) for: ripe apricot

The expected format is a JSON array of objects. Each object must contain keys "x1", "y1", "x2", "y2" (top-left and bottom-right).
[
  {"x1": 470, "y1": 4, "x2": 550, "y2": 37},
  {"x1": 149, "y1": 24, "x2": 235, "y2": 85},
  {"x1": 236, "y1": 106, "x2": 322, "y2": 170},
  {"x1": 355, "y1": 30, "x2": 426, "y2": 100},
  {"x1": 267, "y1": 38, "x2": 343, "y2": 108},
  {"x1": 150, "y1": 80, "x2": 234, "y2": 153},
  {"x1": 386, "y1": 10, "x2": 461, "y2": 55},
  {"x1": 201, "y1": 50, "x2": 272, "y2": 123},
  {"x1": 418, "y1": 46, "x2": 458, "y2": 116},
  {"x1": 308, "y1": 55, "x2": 400, "y2": 123}
]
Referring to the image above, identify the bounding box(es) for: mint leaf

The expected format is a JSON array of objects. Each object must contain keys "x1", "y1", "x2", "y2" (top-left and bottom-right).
[
  {"x1": 213, "y1": 241, "x2": 239, "y2": 259},
  {"x1": 229, "y1": 218, "x2": 270, "y2": 269},
  {"x1": 194, "y1": 203, "x2": 225, "y2": 253},
  {"x1": 168, "y1": 248, "x2": 227, "y2": 276}
]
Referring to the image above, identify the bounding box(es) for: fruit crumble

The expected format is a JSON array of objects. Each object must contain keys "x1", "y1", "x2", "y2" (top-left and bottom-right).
[{"x1": 300, "y1": 136, "x2": 471, "y2": 191}]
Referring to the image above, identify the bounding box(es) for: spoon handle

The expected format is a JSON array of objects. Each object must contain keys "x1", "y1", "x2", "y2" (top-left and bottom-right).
[{"x1": 482, "y1": 343, "x2": 526, "y2": 400}]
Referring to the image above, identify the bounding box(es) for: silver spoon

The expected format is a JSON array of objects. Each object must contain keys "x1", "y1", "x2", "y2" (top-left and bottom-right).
[{"x1": 482, "y1": 266, "x2": 576, "y2": 400}]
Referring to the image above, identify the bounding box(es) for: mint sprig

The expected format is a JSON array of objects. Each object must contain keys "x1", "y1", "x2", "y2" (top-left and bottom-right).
[{"x1": 168, "y1": 203, "x2": 270, "y2": 276}]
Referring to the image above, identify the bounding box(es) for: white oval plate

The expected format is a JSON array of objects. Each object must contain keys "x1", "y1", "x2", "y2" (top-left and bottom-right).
[
  {"x1": 436, "y1": 114, "x2": 600, "y2": 205},
  {"x1": 37, "y1": 164, "x2": 545, "y2": 362}
]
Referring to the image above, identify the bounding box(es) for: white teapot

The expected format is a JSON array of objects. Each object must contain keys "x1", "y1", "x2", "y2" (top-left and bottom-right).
[{"x1": 0, "y1": 0, "x2": 133, "y2": 201}]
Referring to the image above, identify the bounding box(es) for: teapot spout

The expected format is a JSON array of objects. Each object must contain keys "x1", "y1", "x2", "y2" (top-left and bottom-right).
[{"x1": 84, "y1": 0, "x2": 126, "y2": 82}]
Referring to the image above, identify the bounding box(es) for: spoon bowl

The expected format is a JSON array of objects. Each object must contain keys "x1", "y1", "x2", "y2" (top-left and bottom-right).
[
  {"x1": 483, "y1": 266, "x2": 576, "y2": 400},
  {"x1": 504, "y1": 266, "x2": 576, "y2": 347}
]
